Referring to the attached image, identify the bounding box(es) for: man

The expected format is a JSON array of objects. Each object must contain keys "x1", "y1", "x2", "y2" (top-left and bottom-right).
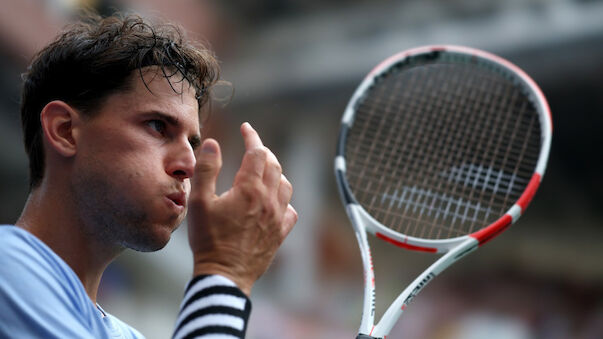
[{"x1": 0, "y1": 12, "x2": 297, "y2": 339}]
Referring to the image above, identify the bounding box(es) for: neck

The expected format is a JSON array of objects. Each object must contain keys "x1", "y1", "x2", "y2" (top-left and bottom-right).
[{"x1": 16, "y1": 181, "x2": 123, "y2": 304}]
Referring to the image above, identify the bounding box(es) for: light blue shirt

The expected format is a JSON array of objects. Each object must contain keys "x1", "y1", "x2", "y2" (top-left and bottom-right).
[{"x1": 0, "y1": 225, "x2": 144, "y2": 338}]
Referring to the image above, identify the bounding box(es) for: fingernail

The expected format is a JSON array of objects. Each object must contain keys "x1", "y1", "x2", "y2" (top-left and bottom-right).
[{"x1": 201, "y1": 140, "x2": 217, "y2": 154}]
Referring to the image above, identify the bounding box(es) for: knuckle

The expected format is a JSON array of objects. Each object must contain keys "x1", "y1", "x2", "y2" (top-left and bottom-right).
[
  {"x1": 262, "y1": 203, "x2": 277, "y2": 221},
  {"x1": 262, "y1": 146, "x2": 273, "y2": 155},
  {"x1": 281, "y1": 176, "x2": 292, "y2": 192},
  {"x1": 239, "y1": 182, "x2": 264, "y2": 203},
  {"x1": 288, "y1": 205, "x2": 298, "y2": 222},
  {"x1": 265, "y1": 148, "x2": 281, "y2": 168},
  {"x1": 246, "y1": 147, "x2": 268, "y2": 160},
  {"x1": 271, "y1": 160, "x2": 282, "y2": 173},
  {"x1": 279, "y1": 180, "x2": 293, "y2": 202}
]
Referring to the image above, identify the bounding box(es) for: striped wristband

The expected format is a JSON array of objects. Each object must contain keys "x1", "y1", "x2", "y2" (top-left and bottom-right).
[{"x1": 173, "y1": 275, "x2": 251, "y2": 339}]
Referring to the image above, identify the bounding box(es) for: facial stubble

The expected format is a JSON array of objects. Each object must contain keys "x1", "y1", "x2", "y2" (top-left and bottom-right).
[{"x1": 70, "y1": 160, "x2": 180, "y2": 252}]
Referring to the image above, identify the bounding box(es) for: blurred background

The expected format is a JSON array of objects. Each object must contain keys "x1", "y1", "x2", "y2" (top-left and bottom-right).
[{"x1": 1, "y1": 0, "x2": 602, "y2": 338}]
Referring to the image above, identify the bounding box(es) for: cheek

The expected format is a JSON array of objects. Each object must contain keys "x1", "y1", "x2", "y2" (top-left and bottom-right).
[
  {"x1": 78, "y1": 150, "x2": 164, "y2": 198},
  {"x1": 101, "y1": 138, "x2": 163, "y2": 171},
  {"x1": 76, "y1": 128, "x2": 168, "y2": 189},
  {"x1": 120, "y1": 158, "x2": 167, "y2": 199}
]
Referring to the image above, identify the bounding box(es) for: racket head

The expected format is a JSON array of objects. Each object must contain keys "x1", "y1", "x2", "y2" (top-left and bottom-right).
[{"x1": 335, "y1": 45, "x2": 552, "y2": 252}]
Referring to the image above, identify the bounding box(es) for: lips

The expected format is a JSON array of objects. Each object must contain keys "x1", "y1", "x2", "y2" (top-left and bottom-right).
[{"x1": 166, "y1": 192, "x2": 186, "y2": 208}]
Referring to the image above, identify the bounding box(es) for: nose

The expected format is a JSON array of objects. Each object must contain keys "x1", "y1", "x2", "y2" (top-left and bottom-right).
[{"x1": 166, "y1": 139, "x2": 196, "y2": 181}]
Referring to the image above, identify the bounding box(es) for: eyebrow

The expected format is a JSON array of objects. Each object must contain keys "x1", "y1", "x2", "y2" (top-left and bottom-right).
[{"x1": 144, "y1": 111, "x2": 202, "y2": 150}]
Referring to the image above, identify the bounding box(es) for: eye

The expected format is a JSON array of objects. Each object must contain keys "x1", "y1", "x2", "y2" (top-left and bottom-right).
[
  {"x1": 147, "y1": 119, "x2": 167, "y2": 135},
  {"x1": 189, "y1": 136, "x2": 201, "y2": 151}
]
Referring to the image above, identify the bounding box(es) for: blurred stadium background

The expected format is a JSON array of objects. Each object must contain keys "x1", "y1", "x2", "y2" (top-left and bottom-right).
[{"x1": 1, "y1": 0, "x2": 602, "y2": 338}]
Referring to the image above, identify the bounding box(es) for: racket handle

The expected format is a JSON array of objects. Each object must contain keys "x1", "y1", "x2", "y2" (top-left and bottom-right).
[{"x1": 357, "y1": 335, "x2": 381, "y2": 339}]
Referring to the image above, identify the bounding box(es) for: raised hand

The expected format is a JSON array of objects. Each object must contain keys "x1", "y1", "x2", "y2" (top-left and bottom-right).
[{"x1": 187, "y1": 122, "x2": 298, "y2": 296}]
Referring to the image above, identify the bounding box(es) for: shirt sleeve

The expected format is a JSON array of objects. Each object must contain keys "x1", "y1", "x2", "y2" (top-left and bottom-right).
[
  {"x1": 0, "y1": 230, "x2": 103, "y2": 338},
  {"x1": 172, "y1": 275, "x2": 252, "y2": 339}
]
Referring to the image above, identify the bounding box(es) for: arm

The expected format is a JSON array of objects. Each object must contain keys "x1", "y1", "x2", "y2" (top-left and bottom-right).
[{"x1": 172, "y1": 123, "x2": 298, "y2": 338}]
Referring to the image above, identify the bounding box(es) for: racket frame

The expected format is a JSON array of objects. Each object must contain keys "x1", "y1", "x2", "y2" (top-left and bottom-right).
[{"x1": 335, "y1": 45, "x2": 552, "y2": 338}]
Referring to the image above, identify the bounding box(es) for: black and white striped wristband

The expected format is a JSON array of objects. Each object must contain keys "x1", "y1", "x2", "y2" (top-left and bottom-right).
[{"x1": 172, "y1": 275, "x2": 251, "y2": 339}]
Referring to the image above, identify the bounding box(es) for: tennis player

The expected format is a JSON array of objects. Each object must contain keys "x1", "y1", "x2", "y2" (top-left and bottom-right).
[{"x1": 0, "y1": 12, "x2": 297, "y2": 339}]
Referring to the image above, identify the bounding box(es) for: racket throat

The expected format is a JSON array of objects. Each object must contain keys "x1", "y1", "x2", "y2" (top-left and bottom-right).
[
  {"x1": 373, "y1": 237, "x2": 478, "y2": 337},
  {"x1": 402, "y1": 272, "x2": 436, "y2": 306}
]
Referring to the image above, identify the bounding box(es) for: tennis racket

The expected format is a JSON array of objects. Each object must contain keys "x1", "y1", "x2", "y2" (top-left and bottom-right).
[{"x1": 334, "y1": 45, "x2": 552, "y2": 339}]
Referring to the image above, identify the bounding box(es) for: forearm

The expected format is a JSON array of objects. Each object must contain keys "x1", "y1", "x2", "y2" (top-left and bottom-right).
[{"x1": 173, "y1": 275, "x2": 251, "y2": 339}]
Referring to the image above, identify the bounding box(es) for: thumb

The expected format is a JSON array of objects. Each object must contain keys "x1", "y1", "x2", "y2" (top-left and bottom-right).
[{"x1": 192, "y1": 138, "x2": 222, "y2": 200}]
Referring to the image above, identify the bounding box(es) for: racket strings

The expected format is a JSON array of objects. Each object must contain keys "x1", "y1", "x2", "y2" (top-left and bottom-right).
[
  {"x1": 456, "y1": 68, "x2": 524, "y2": 235},
  {"x1": 404, "y1": 66, "x2": 471, "y2": 238},
  {"x1": 352, "y1": 64, "x2": 493, "y2": 237},
  {"x1": 345, "y1": 61, "x2": 542, "y2": 239}
]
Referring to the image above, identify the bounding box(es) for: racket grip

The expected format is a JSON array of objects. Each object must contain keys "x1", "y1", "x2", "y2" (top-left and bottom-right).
[{"x1": 356, "y1": 335, "x2": 381, "y2": 339}]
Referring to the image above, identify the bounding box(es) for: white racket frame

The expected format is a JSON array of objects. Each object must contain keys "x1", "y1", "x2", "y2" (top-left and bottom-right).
[{"x1": 334, "y1": 45, "x2": 552, "y2": 338}]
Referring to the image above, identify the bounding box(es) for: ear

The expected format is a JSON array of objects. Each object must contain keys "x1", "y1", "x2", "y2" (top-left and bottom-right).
[{"x1": 40, "y1": 100, "x2": 82, "y2": 158}]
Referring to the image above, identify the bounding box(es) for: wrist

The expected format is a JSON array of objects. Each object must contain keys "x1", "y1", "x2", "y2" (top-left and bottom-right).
[{"x1": 192, "y1": 262, "x2": 253, "y2": 296}]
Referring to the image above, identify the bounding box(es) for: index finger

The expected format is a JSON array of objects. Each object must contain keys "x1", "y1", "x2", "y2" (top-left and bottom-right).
[{"x1": 241, "y1": 122, "x2": 264, "y2": 150}]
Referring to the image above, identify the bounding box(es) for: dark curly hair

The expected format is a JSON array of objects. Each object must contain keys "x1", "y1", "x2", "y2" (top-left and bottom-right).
[{"x1": 20, "y1": 12, "x2": 220, "y2": 190}]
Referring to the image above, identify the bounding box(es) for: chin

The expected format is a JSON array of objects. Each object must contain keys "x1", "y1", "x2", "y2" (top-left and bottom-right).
[
  {"x1": 127, "y1": 236, "x2": 169, "y2": 252},
  {"x1": 126, "y1": 222, "x2": 177, "y2": 252}
]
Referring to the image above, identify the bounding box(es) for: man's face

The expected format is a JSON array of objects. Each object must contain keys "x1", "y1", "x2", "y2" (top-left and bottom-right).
[{"x1": 71, "y1": 68, "x2": 200, "y2": 252}]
